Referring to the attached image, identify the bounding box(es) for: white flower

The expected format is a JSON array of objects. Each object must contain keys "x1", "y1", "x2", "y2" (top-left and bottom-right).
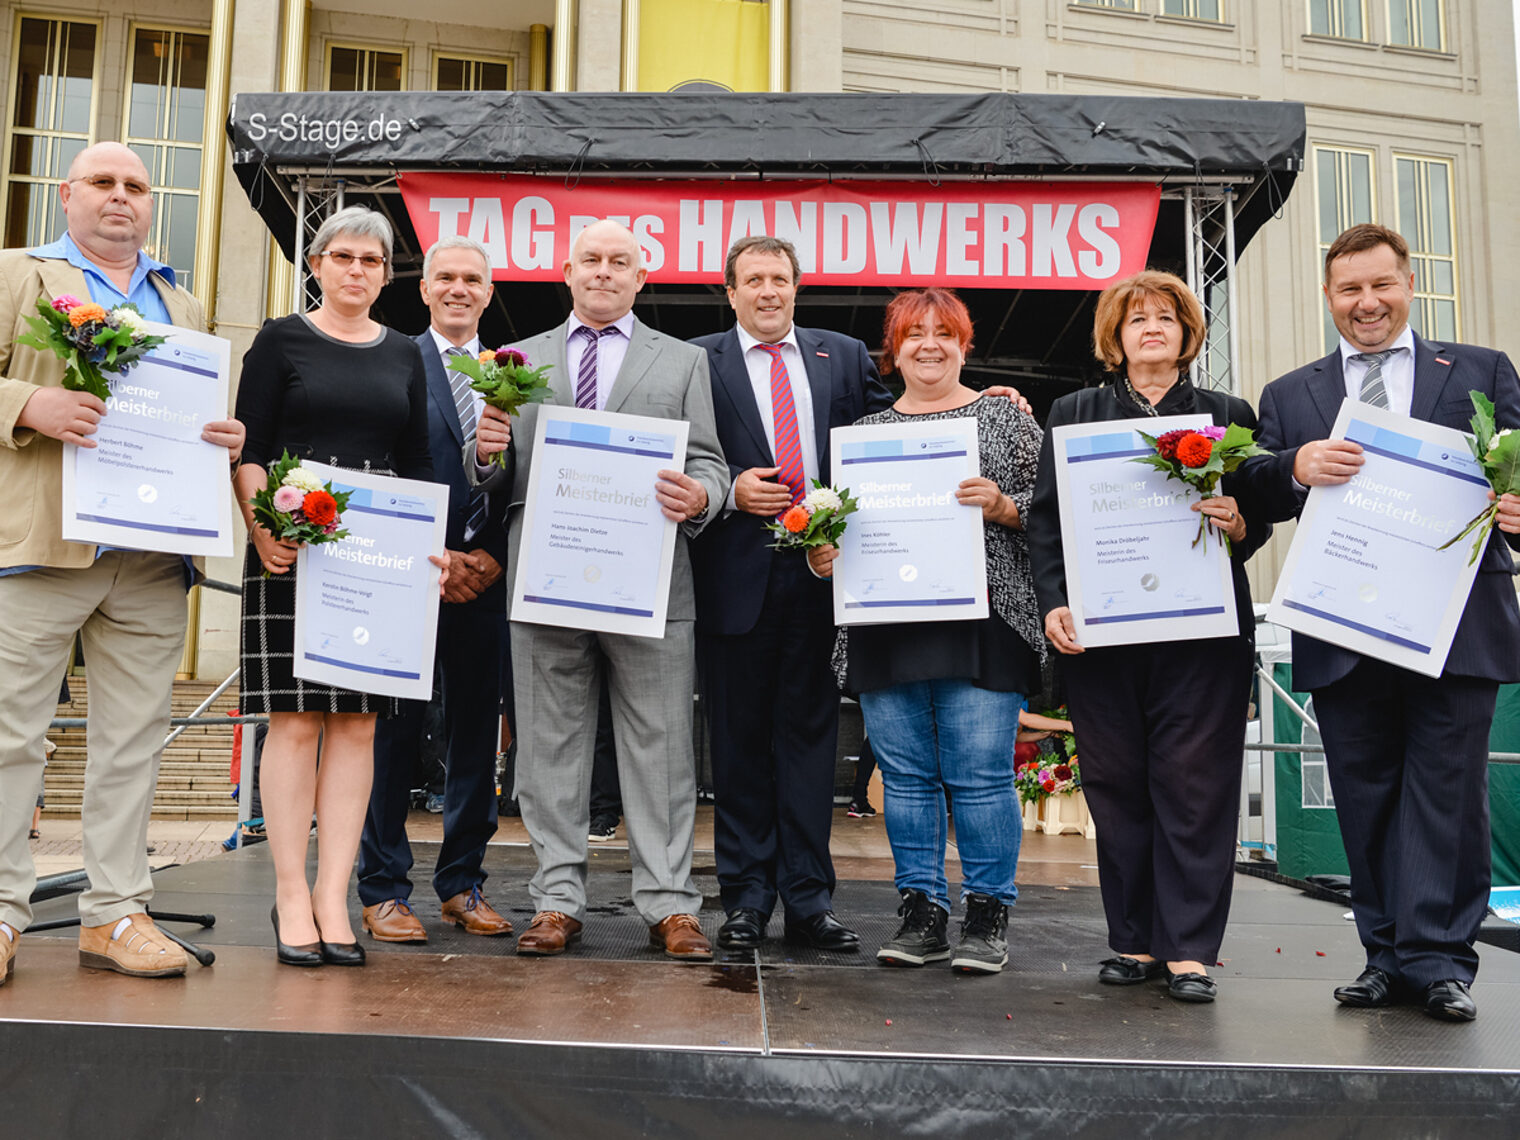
[
  {"x1": 108, "y1": 307, "x2": 144, "y2": 334},
  {"x1": 1488, "y1": 428, "x2": 1514, "y2": 456},
  {"x1": 803, "y1": 486, "x2": 843, "y2": 513},
  {"x1": 282, "y1": 467, "x2": 325, "y2": 493}
]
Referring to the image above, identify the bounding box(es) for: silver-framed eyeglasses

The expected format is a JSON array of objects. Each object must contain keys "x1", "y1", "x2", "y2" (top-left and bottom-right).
[
  {"x1": 319, "y1": 250, "x2": 388, "y2": 270},
  {"x1": 71, "y1": 175, "x2": 151, "y2": 197}
]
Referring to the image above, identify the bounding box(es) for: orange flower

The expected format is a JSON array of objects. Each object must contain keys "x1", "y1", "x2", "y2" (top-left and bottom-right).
[
  {"x1": 67, "y1": 302, "x2": 108, "y2": 327},
  {"x1": 301, "y1": 489, "x2": 338, "y2": 527},
  {"x1": 1175, "y1": 432, "x2": 1213, "y2": 468},
  {"x1": 478, "y1": 349, "x2": 497, "y2": 364},
  {"x1": 781, "y1": 504, "x2": 810, "y2": 533}
]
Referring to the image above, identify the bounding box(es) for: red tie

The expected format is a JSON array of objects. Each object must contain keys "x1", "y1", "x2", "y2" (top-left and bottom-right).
[{"x1": 758, "y1": 343, "x2": 805, "y2": 506}]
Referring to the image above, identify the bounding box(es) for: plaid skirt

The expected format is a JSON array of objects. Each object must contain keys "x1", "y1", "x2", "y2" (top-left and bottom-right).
[{"x1": 238, "y1": 459, "x2": 399, "y2": 717}]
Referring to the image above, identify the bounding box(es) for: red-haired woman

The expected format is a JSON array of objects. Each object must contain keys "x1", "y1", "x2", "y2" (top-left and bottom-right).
[
  {"x1": 1026, "y1": 270, "x2": 1267, "y2": 1003},
  {"x1": 808, "y1": 288, "x2": 1044, "y2": 976}
]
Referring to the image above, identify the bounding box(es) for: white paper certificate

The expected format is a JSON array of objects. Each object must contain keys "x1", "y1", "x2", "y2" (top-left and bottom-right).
[
  {"x1": 292, "y1": 464, "x2": 447, "y2": 700},
  {"x1": 1052, "y1": 414, "x2": 1237, "y2": 648},
  {"x1": 831, "y1": 418, "x2": 987, "y2": 625},
  {"x1": 61, "y1": 322, "x2": 234, "y2": 557},
  {"x1": 511, "y1": 405, "x2": 687, "y2": 639},
  {"x1": 1267, "y1": 402, "x2": 1490, "y2": 678}
]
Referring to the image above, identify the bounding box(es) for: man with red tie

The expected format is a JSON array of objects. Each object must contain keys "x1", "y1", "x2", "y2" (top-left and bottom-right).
[{"x1": 690, "y1": 236, "x2": 893, "y2": 952}]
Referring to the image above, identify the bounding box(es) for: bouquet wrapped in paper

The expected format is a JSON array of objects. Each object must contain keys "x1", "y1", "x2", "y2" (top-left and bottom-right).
[
  {"x1": 1131, "y1": 423, "x2": 1268, "y2": 551},
  {"x1": 1439, "y1": 391, "x2": 1520, "y2": 566},
  {"x1": 16, "y1": 295, "x2": 166, "y2": 401},
  {"x1": 446, "y1": 347, "x2": 554, "y2": 469},
  {"x1": 765, "y1": 480, "x2": 859, "y2": 550},
  {"x1": 249, "y1": 451, "x2": 353, "y2": 577}
]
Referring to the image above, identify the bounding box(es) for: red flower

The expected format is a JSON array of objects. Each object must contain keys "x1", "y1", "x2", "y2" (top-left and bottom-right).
[
  {"x1": 495, "y1": 348, "x2": 527, "y2": 367},
  {"x1": 1154, "y1": 429, "x2": 1189, "y2": 460},
  {"x1": 781, "y1": 504, "x2": 810, "y2": 533},
  {"x1": 1053, "y1": 763, "x2": 1073, "y2": 781},
  {"x1": 1041, "y1": 778, "x2": 1057, "y2": 793},
  {"x1": 301, "y1": 490, "x2": 338, "y2": 527},
  {"x1": 1175, "y1": 432, "x2": 1213, "y2": 468}
]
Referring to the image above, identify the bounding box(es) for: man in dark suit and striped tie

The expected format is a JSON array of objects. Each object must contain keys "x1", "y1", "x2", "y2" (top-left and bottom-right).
[
  {"x1": 1242, "y1": 223, "x2": 1520, "y2": 1022},
  {"x1": 358, "y1": 236, "x2": 513, "y2": 943}
]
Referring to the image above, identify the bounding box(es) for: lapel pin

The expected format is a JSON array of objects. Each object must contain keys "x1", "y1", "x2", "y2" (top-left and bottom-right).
[
  {"x1": 1436, "y1": 357, "x2": 1452, "y2": 366},
  {"x1": 815, "y1": 351, "x2": 829, "y2": 358}
]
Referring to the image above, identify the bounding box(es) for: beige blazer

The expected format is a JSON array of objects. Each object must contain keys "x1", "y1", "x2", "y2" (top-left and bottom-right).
[{"x1": 0, "y1": 247, "x2": 208, "y2": 572}]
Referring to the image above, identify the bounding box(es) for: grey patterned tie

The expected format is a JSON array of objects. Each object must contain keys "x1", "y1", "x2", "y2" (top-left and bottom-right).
[
  {"x1": 447, "y1": 346, "x2": 488, "y2": 540},
  {"x1": 1352, "y1": 349, "x2": 1396, "y2": 410}
]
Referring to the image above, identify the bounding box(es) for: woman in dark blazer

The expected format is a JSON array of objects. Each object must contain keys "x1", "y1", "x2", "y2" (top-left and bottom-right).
[{"x1": 1027, "y1": 270, "x2": 1268, "y2": 1003}]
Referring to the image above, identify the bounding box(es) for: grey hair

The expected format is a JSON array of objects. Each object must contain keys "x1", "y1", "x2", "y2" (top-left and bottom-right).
[
  {"x1": 308, "y1": 205, "x2": 395, "y2": 283},
  {"x1": 422, "y1": 234, "x2": 493, "y2": 280}
]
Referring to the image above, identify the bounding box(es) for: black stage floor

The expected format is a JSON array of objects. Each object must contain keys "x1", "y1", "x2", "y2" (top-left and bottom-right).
[{"x1": 4, "y1": 842, "x2": 1519, "y2": 1137}]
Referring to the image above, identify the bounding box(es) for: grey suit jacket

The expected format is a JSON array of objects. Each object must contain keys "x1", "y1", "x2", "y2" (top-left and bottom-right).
[{"x1": 470, "y1": 315, "x2": 729, "y2": 623}]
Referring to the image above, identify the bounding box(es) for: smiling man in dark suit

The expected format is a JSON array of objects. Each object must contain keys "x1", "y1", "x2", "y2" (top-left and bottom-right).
[
  {"x1": 358, "y1": 235, "x2": 512, "y2": 944},
  {"x1": 690, "y1": 236, "x2": 893, "y2": 953},
  {"x1": 1243, "y1": 223, "x2": 1520, "y2": 1022}
]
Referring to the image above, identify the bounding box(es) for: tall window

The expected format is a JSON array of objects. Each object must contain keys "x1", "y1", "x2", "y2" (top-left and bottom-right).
[
  {"x1": 1163, "y1": 0, "x2": 1224, "y2": 19},
  {"x1": 3, "y1": 16, "x2": 99, "y2": 249},
  {"x1": 327, "y1": 44, "x2": 407, "y2": 91},
  {"x1": 1313, "y1": 145, "x2": 1376, "y2": 351},
  {"x1": 1075, "y1": 0, "x2": 1138, "y2": 9},
  {"x1": 1388, "y1": 0, "x2": 1443, "y2": 50},
  {"x1": 124, "y1": 27, "x2": 208, "y2": 292},
  {"x1": 1308, "y1": 0, "x2": 1366, "y2": 39},
  {"x1": 1395, "y1": 154, "x2": 1458, "y2": 341},
  {"x1": 435, "y1": 54, "x2": 513, "y2": 92}
]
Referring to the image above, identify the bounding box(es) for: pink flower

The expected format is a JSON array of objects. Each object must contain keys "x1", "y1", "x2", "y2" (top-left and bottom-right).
[
  {"x1": 323, "y1": 522, "x2": 339, "y2": 535},
  {"x1": 272, "y1": 486, "x2": 304, "y2": 512},
  {"x1": 1200, "y1": 425, "x2": 1227, "y2": 440},
  {"x1": 52, "y1": 294, "x2": 82, "y2": 312}
]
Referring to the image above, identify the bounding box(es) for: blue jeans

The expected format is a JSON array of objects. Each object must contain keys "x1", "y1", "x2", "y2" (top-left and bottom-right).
[{"x1": 859, "y1": 680, "x2": 1024, "y2": 912}]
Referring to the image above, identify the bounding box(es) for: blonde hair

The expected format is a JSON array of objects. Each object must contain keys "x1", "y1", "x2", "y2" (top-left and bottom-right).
[{"x1": 1091, "y1": 270, "x2": 1206, "y2": 373}]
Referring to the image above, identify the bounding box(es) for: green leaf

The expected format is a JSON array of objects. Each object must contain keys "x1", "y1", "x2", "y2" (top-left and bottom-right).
[
  {"x1": 1485, "y1": 429, "x2": 1520, "y2": 495},
  {"x1": 1470, "y1": 390, "x2": 1496, "y2": 457}
]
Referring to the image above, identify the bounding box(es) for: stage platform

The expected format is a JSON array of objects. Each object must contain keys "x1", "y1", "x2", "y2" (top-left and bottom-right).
[{"x1": 3, "y1": 838, "x2": 1518, "y2": 1137}]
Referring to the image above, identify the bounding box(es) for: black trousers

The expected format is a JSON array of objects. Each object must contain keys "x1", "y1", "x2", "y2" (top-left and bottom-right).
[
  {"x1": 1313, "y1": 659, "x2": 1495, "y2": 987},
  {"x1": 359, "y1": 600, "x2": 505, "y2": 906},
  {"x1": 1062, "y1": 636, "x2": 1252, "y2": 962},
  {"x1": 699, "y1": 555, "x2": 838, "y2": 919}
]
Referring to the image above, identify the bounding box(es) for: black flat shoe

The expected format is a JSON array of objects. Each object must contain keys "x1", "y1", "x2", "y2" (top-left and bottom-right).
[
  {"x1": 1423, "y1": 979, "x2": 1477, "y2": 1022},
  {"x1": 1334, "y1": 966, "x2": 1397, "y2": 1008},
  {"x1": 1165, "y1": 970, "x2": 1217, "y2": 1003},
  {"x1": 717, "y1": 907, "x2": 767, "y2": 951},
  {"x1": 1098, "y1": 956, "x2": 1167, "y2": 985},
  {"x1": 271, "y1": 905, "x2": 322, "y2": 967},
  {"x1": 784, "y1": 910, "x2": 860, "y2": 952}
]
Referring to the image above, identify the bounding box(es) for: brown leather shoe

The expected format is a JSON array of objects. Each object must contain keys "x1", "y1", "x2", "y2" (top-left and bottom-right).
[
  {"x1": 440, "y1": 887, "x2": 513, "y2": 936},
  {"x1": 78, "y1": 914, "x2": 187, "y2": 978},
  {"x1": 649, "y1": 913, "x2": 713, "y2": 961},
  {"x1": 0, "y1": 927, "x2": 14, "y2": 986},
  {"x1": 516, "y1": 911, "x2": 582, "y2": 956},
  {"x1": 362, "y1": 898, "x2": 428, "y2": 943}
]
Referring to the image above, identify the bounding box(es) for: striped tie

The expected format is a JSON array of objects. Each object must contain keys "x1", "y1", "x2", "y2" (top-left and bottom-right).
[
  {"x1": 574, "y1": 325, "x2": 616, "y2": 410},
  {"x1": 758, "y1": 343, "x2": 806, "y2": 507},
  {"x1": 447, "y1": 346, "x2": 488, "y2": 540},
  {"x1": 1352, "y1": 349, "x2": 1395, "y2": 410}
]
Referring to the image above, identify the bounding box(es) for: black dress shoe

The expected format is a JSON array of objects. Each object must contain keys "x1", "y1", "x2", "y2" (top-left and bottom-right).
[
  {"x1": 271, "y1": 905, "x2": 322, "y2": 967},
  {"x1": 717, "y1": 908, "x2": 767, "y2": 951},
  {"x1": 1334, "y1": 966, "x2": 1397, "y2": 1008},
  {"x1": 784, "y1": 910, "x2": 860, "y2": 952},
  {"x1": 1166, "y1": 970, "x2": 1217, "y2": 1003},
  {"x1": 1423, "y1": 979, "x2": 1477, "y2": 1022},
  {"x1": 1098, "y1": 956, "x2": 1167, "y2": 985}
]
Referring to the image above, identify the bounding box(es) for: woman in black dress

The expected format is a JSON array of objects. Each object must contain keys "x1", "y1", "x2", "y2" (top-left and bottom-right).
[
  {"x1": 1027, "y1": 270, "x2": 1267, "y2": 1003},
  {"x1": 233, "y1": 206, "x2": 436, "y2": 966}
]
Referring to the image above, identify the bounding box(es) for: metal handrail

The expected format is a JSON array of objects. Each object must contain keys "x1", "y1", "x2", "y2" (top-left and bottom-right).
[{"x1": 162, "y1": 667, "x2": 242, "y2": 746}]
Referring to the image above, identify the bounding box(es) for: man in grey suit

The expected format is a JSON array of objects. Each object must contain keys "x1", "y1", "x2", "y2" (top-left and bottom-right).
[{"x1": 473, "y1": 219, "x2": 729, "y2": 960}]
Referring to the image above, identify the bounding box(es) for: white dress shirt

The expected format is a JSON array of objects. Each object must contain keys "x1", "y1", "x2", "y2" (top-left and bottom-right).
[
  {"x1": 566, "y1": 311, "x2": 636, "y2": 411},
  {"x1": 725, "y1": 323, "x2": 819, "y2": 512},
  {"x1": 1338, "y1": 325, "x2": 1416, "y2": 416}
]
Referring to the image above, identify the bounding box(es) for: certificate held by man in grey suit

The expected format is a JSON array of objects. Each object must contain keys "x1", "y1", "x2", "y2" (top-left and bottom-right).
[{"x1": 511, "y1": 404, "x2": 689, "y2": 638}]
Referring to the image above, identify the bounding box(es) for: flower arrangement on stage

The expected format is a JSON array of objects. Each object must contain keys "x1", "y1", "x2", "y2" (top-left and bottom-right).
[
  {"x1": 17, "y1": 295, "x2": 166, "y2": 401},
  {"x1": 765, "y1": 480, "x2": 860, "y2": 550},
  {"x1": 446, "y1": 347, "x2": 554, "y2": 469},
  {"x1": 249, "y1": 451, "x2": 353, "y2": 576},
  {"x1": 1439, "y1": 391, "x2": 1520, "y2": 566},
  {"x1": 1014, "y1": 707, "x2": 1080, "y2": 806},
  {"x1": 1131, "y1": 423, "x2": 1268, "y2": 550}
]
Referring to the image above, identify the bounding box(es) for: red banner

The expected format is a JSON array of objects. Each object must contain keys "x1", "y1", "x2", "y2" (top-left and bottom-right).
[{"x1": 397, "y1": 174, "x2": 1160, "y2": 290}]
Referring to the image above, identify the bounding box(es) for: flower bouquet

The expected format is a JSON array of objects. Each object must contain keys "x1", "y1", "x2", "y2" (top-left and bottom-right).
[
  {"x1": 1131, "y1": 423, "x2": 1268, "y2": 550},
  {"x1": 1439, "y1": 391, "x2": 1520, "y2": 566},
  {"x1": 765, "y1": 480, "x2": 859, "y2": 550},
  {"x1": 248, "y1": 451, "x2": 353, "y2": 577},
  {"x1": 16, "y1": 295, "x2": 166, "y2": 401},
  {"x1": 446, "y1": 347, "x2": 554, "y2": 469},
  {"x1": 1014, "y1": 712, "x2": 1081, "y2": 807}
]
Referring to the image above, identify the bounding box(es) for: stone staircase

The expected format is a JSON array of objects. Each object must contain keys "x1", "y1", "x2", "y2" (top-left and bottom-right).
[{"x1": 45, "y1": 677, "x2": 243, "y2": 821}]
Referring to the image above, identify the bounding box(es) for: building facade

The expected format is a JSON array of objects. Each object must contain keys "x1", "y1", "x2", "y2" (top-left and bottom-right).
[{"x1": 2, "y1": 0, "x2": 1516, "y2": 677}]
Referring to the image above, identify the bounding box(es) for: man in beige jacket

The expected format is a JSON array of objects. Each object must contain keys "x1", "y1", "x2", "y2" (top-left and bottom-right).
[{"x1": 0, "y1": 142, "x2": 244, "y2": 984}]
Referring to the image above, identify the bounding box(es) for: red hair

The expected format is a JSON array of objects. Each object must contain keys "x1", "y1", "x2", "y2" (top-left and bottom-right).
[{"x1": 880, "y1": 288, "x2": 973, "y2": 376}]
